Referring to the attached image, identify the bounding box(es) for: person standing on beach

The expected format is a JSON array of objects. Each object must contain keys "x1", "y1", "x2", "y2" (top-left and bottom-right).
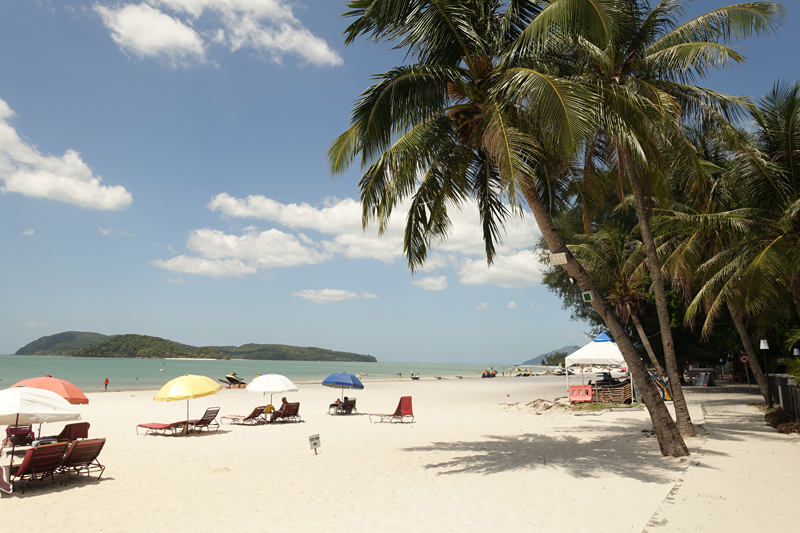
[{"x1": 104, "y1": 377, "x2": 109, "y2": 391}]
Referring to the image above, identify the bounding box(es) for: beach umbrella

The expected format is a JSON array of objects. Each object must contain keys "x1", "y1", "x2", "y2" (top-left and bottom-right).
[
  {"x1": 10, "y1": 375, "x2": 89, "y2": 405},
  {"x1": 0, "y1": 386, "x2": 82, "y2": 467},
  {"x1": 322, "y1": 372, "x2": 364, "y2": 401},
  {"x1": 246, "y1": 374, "x2": 297, "y2": 406},
  {"x1": 154, "y1": 374, "x2": 221, "y2": 435}
]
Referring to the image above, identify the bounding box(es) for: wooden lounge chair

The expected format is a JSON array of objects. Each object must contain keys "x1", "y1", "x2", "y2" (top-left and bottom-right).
[
  {"x1": 9, "y1": 441, "x2": 69, "y2": 493},
  {"x1": 188, "y1": 407, "x2": 220, "y2": 433},
  {"x1": 136, "y1": 421, "x2": 187, "y2": 436},
  {"x1": 222, "y1": 406, "x2": 267, "y2": 425},
  {"x1": 58, "y1": 438, "x2": 106, "y2": 486},
  {"x1": 369, "y1": 396, "x2": 414, "y2": 423},
  {"x1": 271, "y1": 402, "x2": 300, "y2": 423}
]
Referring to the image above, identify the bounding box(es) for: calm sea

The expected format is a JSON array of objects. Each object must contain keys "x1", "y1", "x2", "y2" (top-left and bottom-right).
[{"x1": 0, "y1": 355, "x2": 542, "y2": 392}]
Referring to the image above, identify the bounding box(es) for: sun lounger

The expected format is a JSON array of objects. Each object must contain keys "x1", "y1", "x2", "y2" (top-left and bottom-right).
[
  {"x1": 271, "y1": 402, "x2": 300, "y2": 423},
  {"x1": 188, "y1": 407, "x2": 220, "y2": 432},
  {"x1": 36, "y1": 422, "x2": 91, "y2": 447},
  {"x1": 329, "y1": 398, "x2": 357, "y2": 415},
  {"x1": 222, "y1": 406, "x2": 267, "y2": 425},
  {"x1": 9, "y1": 441, "x2": 69, "y2": 493},
  {"x1": 369, "y1": 396, "x2": 414, "y2": 423},
  {"x1": 136, "y1": 421, "x2": 188, "y2": 436},
  {"x1": 2, "y1": 425, "x2": 35, "y2": 455},
  {"x1": 58, "y1": 438, "x2": 106, "y2": 486}
]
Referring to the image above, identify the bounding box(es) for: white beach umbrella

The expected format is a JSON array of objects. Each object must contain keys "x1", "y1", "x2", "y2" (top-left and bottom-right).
[
  {"x1": 246, "y1": 374, "x2": 298, "y2": 406},
  {"x1": 0, "y1": 386, "x2": 82, "y2": 467}
]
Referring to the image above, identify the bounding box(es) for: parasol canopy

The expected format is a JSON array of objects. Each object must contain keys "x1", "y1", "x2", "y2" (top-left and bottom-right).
[
  {"x1": 322, "y1": 372, "x2": 364, "y2": 401},
  {"x1": 0, "y1": 386, "x2": 82, "y2": 425},
  {"x1": 154, "y1": 374, "x2": 221, "y2": 402},
  {"x1": 10, "y1": 375, "x2": 89, "y2": 405},
  {"x1": 246, "y1": 374, "x2": 297, "y2": 406}
]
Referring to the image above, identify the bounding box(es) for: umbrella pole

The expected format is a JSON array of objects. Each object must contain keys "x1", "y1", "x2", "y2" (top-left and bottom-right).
[
  {"x1": 9, "y1": 413, "x2": 19, "y2": 469},
  {"x1": 185, "y1": 400, "x2": 190, "y2": 436}
]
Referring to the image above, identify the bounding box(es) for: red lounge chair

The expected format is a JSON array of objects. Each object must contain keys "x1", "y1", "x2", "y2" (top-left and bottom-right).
[
  {"x1": 271, "y1": 402, "x2": 300, "y2": 423},
  {"x1": 222, "y1": 406, "x2": 267, "y2": 425},
  {"x1": 136, "y1": 421, "x2": 187, "y2": 436},
  {"x1": 2, "y1": 425, "x2": 35, "y2": 454},
  {"x1": 58, "y1": 438, "x2": 106, "y2": 486},
  {"x1": 9, "y1": 441, "x2": 69, "y2": 493},
  {"x1": 37, "y1": 422, "x2": 91, "y2": 446},
  {"x1": 369, "y1": 396, "x2": 414, "y2": 423},
  {"x1": 188, "y1": 407, "x2": 220, "y2": 433}
]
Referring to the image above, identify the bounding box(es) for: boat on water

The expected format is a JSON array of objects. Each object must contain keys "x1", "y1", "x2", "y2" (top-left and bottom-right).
[{"x1": 218, "y1": 373, "x2": 247, "y2": 388}]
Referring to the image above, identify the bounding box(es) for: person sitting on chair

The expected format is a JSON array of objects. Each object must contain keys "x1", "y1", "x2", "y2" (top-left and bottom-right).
[{"x1": 271, "y1": 397, "x2": 289, "y2": 421}]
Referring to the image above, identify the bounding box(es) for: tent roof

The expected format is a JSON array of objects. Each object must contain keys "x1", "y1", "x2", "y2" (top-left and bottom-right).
[{"x1": 565, "y1": 333, "x2": 626, "y2": 366}]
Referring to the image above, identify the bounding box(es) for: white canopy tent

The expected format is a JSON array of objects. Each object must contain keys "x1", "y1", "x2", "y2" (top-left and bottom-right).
[{"x1": 565, "y1": 333, "x2": 627, "y2": 386}]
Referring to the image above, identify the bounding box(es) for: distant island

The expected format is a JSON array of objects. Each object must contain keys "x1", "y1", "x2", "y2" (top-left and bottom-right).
[
  {"x1": 16, "y1": 331, "x2": 377, "y2": 362},
  {"x1": 522, "y1": 345, "x2": 581, "y2": 366}
]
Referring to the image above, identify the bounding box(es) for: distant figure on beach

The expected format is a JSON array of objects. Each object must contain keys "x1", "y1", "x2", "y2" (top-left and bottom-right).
[{"x1": 104, "y1": 377, "x2": 109, "y2": 391}]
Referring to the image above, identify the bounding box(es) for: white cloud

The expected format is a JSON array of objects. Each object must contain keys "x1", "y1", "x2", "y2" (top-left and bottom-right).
[
  {"x1": 94, "y1": 3, "x2": 207, "y2": 68},
  {"x1": 506, "y1": 301, "x2": 517, "y2": 309},
  {"x1": 21, "y1": 229, "x2": 34, "y2": 236},
  {"x1": 186, "y1": 227, "x2": 330, "y2": 267},
  {"x1": 95, "y1": 1, "x2": 342, "y2": 67},
  {"x1": 165, "y1": 277, "x2": 185, "y2": 284},
  {"x1": 475, "y1": 302, "x2": 490, "y2": 311},
  {"x1": 361, "y1": 292, "x2": 379, "y2": 299},
  {"x1": 292, "y1": 289, "x2": 359, "y2": 305},
  {"x1": 458, "y1": 250, "x2": 543, "y2": 288},
  {"x1": 0, "y1": 99, "x2": 132, "y2": 210},
  {"x1": 150, "y1": 255, "x2": 257, "y2": 277},
  {"x1": 99, "y1": 227, "x2": 134, "y2": 237},
  {"x1": 24, "y1": 321, "x2": 51, "y2": 328},
  {"x1": 412, "y1": 276, "x2": 448, "y2": 291},
  {"x1": 99, "y1": 227, "x2": 112, "y2": 236}
]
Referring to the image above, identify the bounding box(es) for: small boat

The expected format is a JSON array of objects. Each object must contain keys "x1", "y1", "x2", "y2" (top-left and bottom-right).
[
  {"x1": 410, "y1": 374, "x2": 420, "y2": 380},
  {"x1": 218, "y1": 373, "x2": 247, "y2": 388}
]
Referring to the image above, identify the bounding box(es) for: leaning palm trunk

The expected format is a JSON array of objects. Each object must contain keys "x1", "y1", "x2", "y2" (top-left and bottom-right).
[
  {"x1": 625, "y1": 159, "x2": 696, "y2": 437},
  {"x1": 630, "y1": 313, "x2": 666, "y2": 380},
  {"x1": 521, "y1": 179, "x2": 689, "y2": 457},
  {"x1": 730, "y1": 306, "x2": 770, "y2": 403}
]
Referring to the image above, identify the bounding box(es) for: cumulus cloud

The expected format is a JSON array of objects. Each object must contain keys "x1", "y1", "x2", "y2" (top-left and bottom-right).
[
  {"x1": 94, "y1": 3, "x2": 207, "y2": 67},
  {"x1": 412, "y1": 276, "x2": 448, "y2": 291},
  {"x1": 94, "y1": 1, "x2": 341, "y2": 67},
  {"x1": 361, "y1": 292, "x2": 379, "y2": 299},
  {"x1": 475, "y1": 302, "x2": 490, "y2": 311},
  {"x1": 155, "y1": 194, "x2": 543, "y2": 290},
  {"x1": 292, "y1": 289, "x2": 360, "y2": 305},
  {"x1": 99, "y1": 227, "x2": 112, "y2": 236},
  {"x1": 150, "y1": 255, "x2": 257, "y2": 277},
  {"x1": 0, "y1": 99, "x2": 132, "y2": 210},
  {"x1": 506, "y1": 301, "x2": 517, "y2": 309},
  {"x1": 458, "y1": 250, "x2": 543, "y2": 288},
  {"x1": 21, "y1": 229, "x2": 34, "y2": 236}
]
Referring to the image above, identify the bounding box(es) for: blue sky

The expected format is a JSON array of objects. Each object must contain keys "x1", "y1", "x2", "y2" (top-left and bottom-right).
[{"x1": 0, "y1": 1, "x2": 795, "y2": 362}]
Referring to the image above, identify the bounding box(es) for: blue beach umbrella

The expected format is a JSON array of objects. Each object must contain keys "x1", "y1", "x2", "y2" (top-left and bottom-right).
[{"x1": 322, "y1": 372, "x2": 364, "y2": 401}]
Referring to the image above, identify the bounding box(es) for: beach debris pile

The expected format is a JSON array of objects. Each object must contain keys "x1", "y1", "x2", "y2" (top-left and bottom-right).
[{"x1": 501, "y1": 397, "x2": 571, "y2": 415}]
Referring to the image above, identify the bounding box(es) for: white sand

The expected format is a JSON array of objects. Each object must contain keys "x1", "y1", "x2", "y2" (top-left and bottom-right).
[{"x1": 2, "y1": 377, "x2": 796, "y2": 532}]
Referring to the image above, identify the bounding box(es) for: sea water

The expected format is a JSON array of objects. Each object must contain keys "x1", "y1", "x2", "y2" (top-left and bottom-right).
[{"x1": 0, "y1": 355, "x2": 539, "y2": 392}]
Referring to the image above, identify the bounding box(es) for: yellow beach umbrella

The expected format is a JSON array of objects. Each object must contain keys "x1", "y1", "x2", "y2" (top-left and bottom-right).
[{"x1": 154, "y1": 374, "x2": 221, "y2": 435}]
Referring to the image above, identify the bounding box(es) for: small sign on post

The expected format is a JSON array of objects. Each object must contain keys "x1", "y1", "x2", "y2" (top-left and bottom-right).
[
  {"x1": 309, "y1": 434, "x2": 321, "y2": 455},
  {"x1": 581, "y1": 290, "x2": 594, "y2": 303},
  {"x1": 548, "y1": 252, "x2": 567, "y2": 265},
  {"x1": 739, "y1": 354, "x2": 749, "y2": 365}
]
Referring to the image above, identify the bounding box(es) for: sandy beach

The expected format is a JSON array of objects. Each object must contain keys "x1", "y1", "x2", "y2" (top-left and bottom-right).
[{"x1": 2, "y1": 376, "x2": 797, "y2": 532}]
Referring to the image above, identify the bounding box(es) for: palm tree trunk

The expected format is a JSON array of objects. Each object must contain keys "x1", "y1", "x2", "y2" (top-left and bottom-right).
[
  {"x1": 729, "y1": 305, "x2": 771, "y2": 403},
  {"x1": 623, "y1": 153, "x2": 696, "y2": 437},
  {"x1": 630, "y1": 314, "x2": 666, "y2": 380},
  {"x1": 520, "y1": 178, "x2": 689, "y2": 457}
]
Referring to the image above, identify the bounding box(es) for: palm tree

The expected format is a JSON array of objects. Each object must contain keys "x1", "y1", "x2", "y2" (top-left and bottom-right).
[
  {"x1": 556, "y1": 0, "x2": 785, "y2": 436},
  {"x1": 569, "y1": 226, "x2": 667, "y2": 379},
  {"x1": 330, "y1": 0, "x2": 689, "y2": 456}
]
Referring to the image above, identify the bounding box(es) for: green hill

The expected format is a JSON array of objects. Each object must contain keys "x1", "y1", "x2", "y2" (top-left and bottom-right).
[
  {"x1": 70, "y1": 334, "x2": 226, "y2": 359},
  {"x1": 211, "y1": 343, "x2": 377, "y2": 362},
  {"x1": 17, "y1": 331, "x2": 377, "y2": 362},
  {"x1": 15, "y1": 331, "x2": 111, "y2": 355}
]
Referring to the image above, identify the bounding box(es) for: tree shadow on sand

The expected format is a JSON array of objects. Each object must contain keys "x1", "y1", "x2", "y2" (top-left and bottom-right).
[{"x1": 402, "y1": 420, "x2": 707, "y2": 483}]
